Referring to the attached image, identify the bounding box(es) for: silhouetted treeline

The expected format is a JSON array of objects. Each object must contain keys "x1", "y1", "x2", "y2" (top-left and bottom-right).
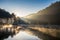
[{"x1": 0, "y1": 8, "x2": 12, "y2": 18}]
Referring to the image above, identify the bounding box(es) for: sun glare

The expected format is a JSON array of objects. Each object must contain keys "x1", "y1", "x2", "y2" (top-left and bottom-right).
[
  {"x1": 12, "y1": 9, "x2": 25, "y2": 17},
  {"x1": 14, "y1": 11, "x2": 24, "y2": 17},
  {"x1": 12, "y1": 8, "x2": 36, "y2": 17}
]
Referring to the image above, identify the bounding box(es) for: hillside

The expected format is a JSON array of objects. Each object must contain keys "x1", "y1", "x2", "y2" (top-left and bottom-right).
[
  {"x1": 23, "y1": 1, "x2": 60, "y2": 25},
  {"x1": 0, "y1": 8, "x2": 12, "y2": 18}
]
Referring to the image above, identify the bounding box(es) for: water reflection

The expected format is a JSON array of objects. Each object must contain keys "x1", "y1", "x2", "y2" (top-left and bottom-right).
[
  {"x1": 4, "y1": 31, "x2": 40, "y2": 40},
  {"x1": 24, "y1": 25, "x2": 60, "y2": 40},
  {"x1": 0, "y1": 25, "x2": 21, "y2": 40},
  {"x1": 0, "y1": 25, "x2": 60, "y2": 40},
  {"x1": 24, "y1": 27, "x2": 60, "y2": 40}
]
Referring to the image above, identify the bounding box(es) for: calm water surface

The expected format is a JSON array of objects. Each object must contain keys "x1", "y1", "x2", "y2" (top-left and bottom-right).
[
  {"x1": 4, "y1": 31, "x2": 41, "y2": 40},
  {"x1": 1, "y1": 25, "x2": 60, "y2": 40}
]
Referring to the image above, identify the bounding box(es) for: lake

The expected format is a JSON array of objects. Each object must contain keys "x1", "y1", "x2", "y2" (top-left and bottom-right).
[
  {"x1": 0, "y1": 25, "x2": 60, "y2": 40},
  {"x1": 4, "y1": 31, "x2": 41, "y2": 40}
]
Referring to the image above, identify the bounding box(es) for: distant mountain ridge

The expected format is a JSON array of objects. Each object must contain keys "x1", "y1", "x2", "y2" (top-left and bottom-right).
[{"x1": 23, "y1": 1, "x2": 60, "y2": 25}]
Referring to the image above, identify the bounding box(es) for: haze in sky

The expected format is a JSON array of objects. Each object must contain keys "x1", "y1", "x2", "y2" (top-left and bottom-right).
[{"x1": 0, "y1": 0, "x2": 60, "y2": 17}]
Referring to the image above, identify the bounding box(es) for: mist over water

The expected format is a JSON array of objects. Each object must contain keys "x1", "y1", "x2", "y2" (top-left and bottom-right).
[
  {"x1": 0, "y1": 1, "x2": 60, "y2": 40},
  {"x1": 0, "y1": 25, "x2": 60, "y2": 40}
]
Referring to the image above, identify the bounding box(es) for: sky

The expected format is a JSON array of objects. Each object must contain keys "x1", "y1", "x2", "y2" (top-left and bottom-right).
[{"x1": 0, "y1": 0, "x2": 60, "y2": 17}]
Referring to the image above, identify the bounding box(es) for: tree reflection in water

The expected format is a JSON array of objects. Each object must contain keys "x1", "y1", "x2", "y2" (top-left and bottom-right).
[
  {"x1": 24, "y1": 25, "x2": 60, "y2": 40},
  {"x1": 5, "y1": 31, "x2": 40, "y2": 40},
  {"x1": 0, "y1": 25, "x2": 21, "y2": 40},
  {"x1": 0, "y1": 25, "x2": 60, "y2": 40}
]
